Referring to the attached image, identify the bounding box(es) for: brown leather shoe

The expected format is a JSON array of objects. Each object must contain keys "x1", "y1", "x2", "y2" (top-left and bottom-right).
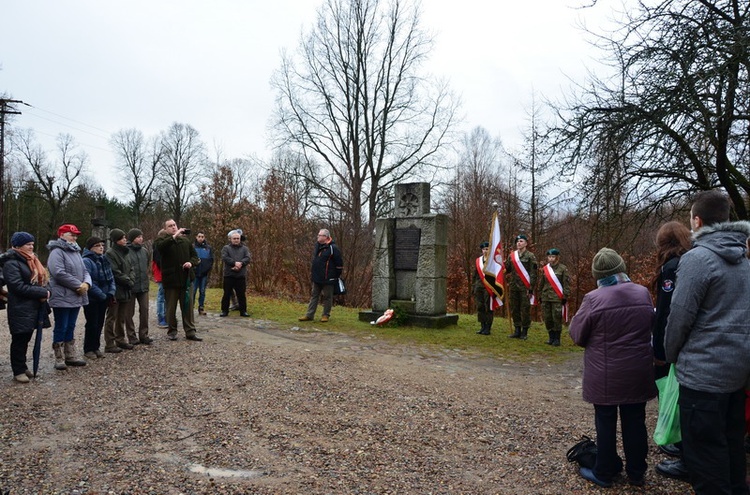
[
  {"x1": 320, "y1": 315, "x2": 329, "y2": 322},
  {"x1": 298, "y1": 316, "x2": 312, "y2": 321}
]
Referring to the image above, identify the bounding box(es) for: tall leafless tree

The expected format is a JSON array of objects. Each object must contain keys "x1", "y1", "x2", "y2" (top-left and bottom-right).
[
  {"x1": 13, "y1": 130, "x2": 86, "y2": 238},
  {"x1": 551, "y1": 0, "x2": 750, "y2": 218},
  {"x1": 111, "y1": 128, "x2": 162, "y2": 225},
  {"x1": 271, "y1": 0, "x2": 458, "y2": 228},
  {"x1": 158, "y1": 122, "x2": 206, "y2": 223}
]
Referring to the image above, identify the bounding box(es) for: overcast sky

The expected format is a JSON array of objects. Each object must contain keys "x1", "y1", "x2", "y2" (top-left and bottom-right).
[{"x1": 1, "y1": 0, "x2": 614, "y2": 196}]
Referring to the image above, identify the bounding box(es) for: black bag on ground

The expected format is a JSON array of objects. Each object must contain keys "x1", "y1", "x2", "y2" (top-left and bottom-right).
[{"x1": 566, "y1": 435, "x2": 597, "y2": 469}]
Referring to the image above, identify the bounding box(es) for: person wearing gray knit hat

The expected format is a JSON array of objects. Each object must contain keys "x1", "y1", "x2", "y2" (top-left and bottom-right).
[
  {"x1": 571, "y1": 247, "x2": 656, "y2": 488},
  {"x1": 591, "y1": 248, "x2": 626, "y2": 280},
  {"x1": 126, "y1": 228, "x2": 143, "y2": 243},
  {"x1": 124, "y1": 227, "x2": 151, "y2": 346},
  {"x1": 109, "y1": 229, "x2": 126, "y2": 244}
]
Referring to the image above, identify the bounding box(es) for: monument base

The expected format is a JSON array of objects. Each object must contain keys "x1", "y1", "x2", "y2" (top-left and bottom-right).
[{"x1": 358, "y1": 310, "x2": 459, "y2": 329}]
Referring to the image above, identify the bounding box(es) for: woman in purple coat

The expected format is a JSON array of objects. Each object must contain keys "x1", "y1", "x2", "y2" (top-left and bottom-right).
[{"x1": 569, "y1": 248, "x2": 657, "y2": 488}]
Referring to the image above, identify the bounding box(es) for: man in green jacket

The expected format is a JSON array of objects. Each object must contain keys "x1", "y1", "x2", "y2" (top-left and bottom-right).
[{"x1": 153, "y1": 219, "x2": 201, "y2": 341}]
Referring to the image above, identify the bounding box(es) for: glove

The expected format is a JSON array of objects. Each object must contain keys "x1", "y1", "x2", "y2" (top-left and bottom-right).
[
  {"x1": 561, "y1": 298, "x2": 567, "y2": 305},
  {"x1": 76, "y1": 283, "x2": 90, "y2": 295},
  {"x1": 528, "y1": 290, "x2": 534, "y2": 296}
]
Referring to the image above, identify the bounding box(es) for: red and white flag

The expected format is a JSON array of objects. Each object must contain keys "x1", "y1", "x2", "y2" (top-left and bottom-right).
[{"x1": 482, "y1": 211, "x2": 505, "y2": 309}]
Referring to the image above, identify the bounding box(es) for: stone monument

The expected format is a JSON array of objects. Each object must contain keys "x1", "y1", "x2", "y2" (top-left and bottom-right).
[{"x1": 359, "y1": 182, "x2": 458, "y2": 328}]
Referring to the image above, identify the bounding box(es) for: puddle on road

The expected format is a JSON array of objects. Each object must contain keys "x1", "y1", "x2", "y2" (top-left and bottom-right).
[{"x1": 188, "y1": 464, "x2": 264, "y2": 478}]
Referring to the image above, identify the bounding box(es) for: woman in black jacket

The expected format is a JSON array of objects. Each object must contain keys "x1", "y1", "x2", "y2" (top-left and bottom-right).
[
  {"x1": 2, "y1": 232, "x2": 50, "y2": 383},
  {"x1": 651, "y1": 220, "x2": 691, "y2": 481},
  {"x1": 651, "y1": 221, "x2": 691, "y2": 379}
]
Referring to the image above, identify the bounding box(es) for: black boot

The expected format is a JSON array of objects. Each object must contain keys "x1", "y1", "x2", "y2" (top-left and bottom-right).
[
  {"x1": 546, "y1": 331, "x2": 554, "y2": 345},
  {"x1": 476, "y1": 322, "x2": 488, "y2": 335},
  {"x1": 552, "y1": 331, "x2": 561, "y2": 346},
  {"x1": 520, "y1": 327, "x2": 529, "y2": 340},
  {"x1": 509, "y1": 326, "x2": 521, "y2": 338}
]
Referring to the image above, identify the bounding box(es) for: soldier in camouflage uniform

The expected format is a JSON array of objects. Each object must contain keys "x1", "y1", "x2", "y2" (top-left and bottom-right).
[
  {"x1": 505, "y1": 234, "x2": 537, "y2": 340},
  {"x1": 538, "y1": 248, "x2": 570, "y2": 346}
]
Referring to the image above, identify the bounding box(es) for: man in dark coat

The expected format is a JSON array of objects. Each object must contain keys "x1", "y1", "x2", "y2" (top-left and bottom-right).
[
  {"x1": 104, "y1": 229, "x2": 134, "y2": 353},
  {"x1": 298, "y1": 228, "x2": 343, "y2": 323},
  {"x1": 220, "y1": 229, "x2": 251, "y2": 317},
  {"x1": 153, "y1": 219, "x2": 201, "y2": 341}
]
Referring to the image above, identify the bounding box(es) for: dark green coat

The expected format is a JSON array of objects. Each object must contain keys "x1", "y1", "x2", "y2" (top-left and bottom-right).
[
  {"x1": 106, "y1": 244, "x2": 134, "y2": 302},
  {"x1": 153, "y1": 234, "x2": 199, "y2": 289}
]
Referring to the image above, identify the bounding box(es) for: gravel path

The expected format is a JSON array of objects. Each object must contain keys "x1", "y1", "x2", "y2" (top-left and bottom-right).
[{"x1": 0, "y1": 308, "x2": 697, "y2": 494}]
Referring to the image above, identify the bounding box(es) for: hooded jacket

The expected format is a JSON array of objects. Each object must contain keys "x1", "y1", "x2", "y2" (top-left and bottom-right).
[
  {"x1": 665, "y1": 221, "x2": 750, "y2": 392},
  {"x1": 46, "y1": 238, "x2": 92, "y2": 308},
  {"x1": 570, "y1": 280, "x2": 657, "y2": 406}
]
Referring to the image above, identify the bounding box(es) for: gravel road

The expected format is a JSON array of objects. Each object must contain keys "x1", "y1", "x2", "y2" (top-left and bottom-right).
[{"x1": 0, "y1": 308, "x2": 698, "y2": 494}]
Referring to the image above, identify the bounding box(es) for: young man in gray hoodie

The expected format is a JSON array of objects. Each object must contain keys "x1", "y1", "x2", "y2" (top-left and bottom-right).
[{"x1": 665, "y1": 190, "x2": 750, "y2": 495}]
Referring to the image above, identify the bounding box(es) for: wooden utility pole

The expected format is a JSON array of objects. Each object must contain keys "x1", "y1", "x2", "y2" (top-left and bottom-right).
[{"x1": 0, "y1": 99, "x2": 23, "y2": 250}]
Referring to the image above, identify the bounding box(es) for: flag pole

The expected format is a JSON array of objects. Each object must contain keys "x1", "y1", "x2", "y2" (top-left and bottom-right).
[{"x1": 491, "y1": 201, "x2": 511, "y2": 335}]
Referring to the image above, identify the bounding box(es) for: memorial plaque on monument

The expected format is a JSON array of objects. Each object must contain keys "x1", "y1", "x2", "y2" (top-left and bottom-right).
[{"x1": 394, "y1": 227, "x2": 421, "y2": 270}]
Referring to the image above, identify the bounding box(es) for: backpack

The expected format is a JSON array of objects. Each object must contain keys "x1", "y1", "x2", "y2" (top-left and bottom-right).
[{"x1": 566, "y1": 435, "x2": 597, "y2": 469}]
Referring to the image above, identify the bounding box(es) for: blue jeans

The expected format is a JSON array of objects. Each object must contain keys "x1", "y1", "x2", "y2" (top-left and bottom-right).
[
  {"x1": 52, "y1": 307, "x2": 81, "y2": 343},
  {"x1": 192, "y1": 275, "x2": 208, "y2": 309},
  {"x1": 156, "y1": 282, "x2": 166, "y2": 323}
]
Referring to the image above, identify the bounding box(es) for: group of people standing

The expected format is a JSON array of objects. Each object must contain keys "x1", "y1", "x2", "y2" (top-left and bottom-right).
[
  {"x1": 2, "y1": 220, "x2": 258, "y2": 383},
  {"x1": 473, "y1": 234, "x2": 570, "y2": 345},
  {"x1": 570, "y1": 190, "x2": 750, "y2": 494}
]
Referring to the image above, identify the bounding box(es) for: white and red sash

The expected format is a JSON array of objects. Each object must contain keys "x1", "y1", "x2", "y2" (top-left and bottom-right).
[
  {"x1": 543, "y1": 263, "x2": 569, "y2": 321},
  {"x1": 511, "y1": 250, "x2": 535, "y2": 304},
  {"x1": 476, "y1": 256, "x2": 503, "y2": 309},
  {"x1": 511, "y1": 250, "x2": 531, "y2": 289}
]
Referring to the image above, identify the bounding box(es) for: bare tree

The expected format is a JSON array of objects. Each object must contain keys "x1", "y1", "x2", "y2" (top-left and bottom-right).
[
  {"x1": 551, "y1": 0, "x2": 750, "y2": 218},
  {"x1": 13, "y1": 130, "x2": 86, "y2": 238},
  {"x1": 158, "y1": 122, "x2": 206, "y2": 223},
  {"x1": 439, "y1": 127, "x2": 516, "y2": 312},
  {"x1": 111, "y1": 128, "x2": 162, "y2": 225},
  {"x1": 271, "y1": 0, "x2": 458, "y2": 228}
]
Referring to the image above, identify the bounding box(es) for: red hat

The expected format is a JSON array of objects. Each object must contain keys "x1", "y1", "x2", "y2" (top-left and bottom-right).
[{"x1": 57, "y1": 224, "x2": 82, "y2": 237}]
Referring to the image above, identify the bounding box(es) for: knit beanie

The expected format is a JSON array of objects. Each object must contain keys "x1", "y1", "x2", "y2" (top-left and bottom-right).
[
  {"x1": 85, "y1": 236, "x2": 104, "y2": 250},
  {"x1": 10, "y1": 231, "x2": 35, "y2": 247},
  {"x1": 110, "y1": 228, "x2": 126, "y2": 243},
  {"x1": 127, "y1": 228, "x2": 143, "y2": 243},
  {"x1": 591, "y1": 248, "x2": 626, "y2": 280}
]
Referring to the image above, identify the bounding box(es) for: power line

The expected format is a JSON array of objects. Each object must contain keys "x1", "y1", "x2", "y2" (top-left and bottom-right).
[
  {"x1": 23, "y1": 108, "x2": 110, "y2": 141},
  {"x1": 23, "y1": 103, "x2": 113, "y2": 137}
]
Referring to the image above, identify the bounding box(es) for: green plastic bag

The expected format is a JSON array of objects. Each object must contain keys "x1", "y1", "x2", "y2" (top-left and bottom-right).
[{"x1": 653, "y1": 365, "x2": 681, "y2": 445}]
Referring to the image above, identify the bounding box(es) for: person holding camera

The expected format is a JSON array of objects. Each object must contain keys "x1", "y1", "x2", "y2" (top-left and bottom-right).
[{"x1": 153, "y1": 219, "x2": 201, "y2": 341}]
